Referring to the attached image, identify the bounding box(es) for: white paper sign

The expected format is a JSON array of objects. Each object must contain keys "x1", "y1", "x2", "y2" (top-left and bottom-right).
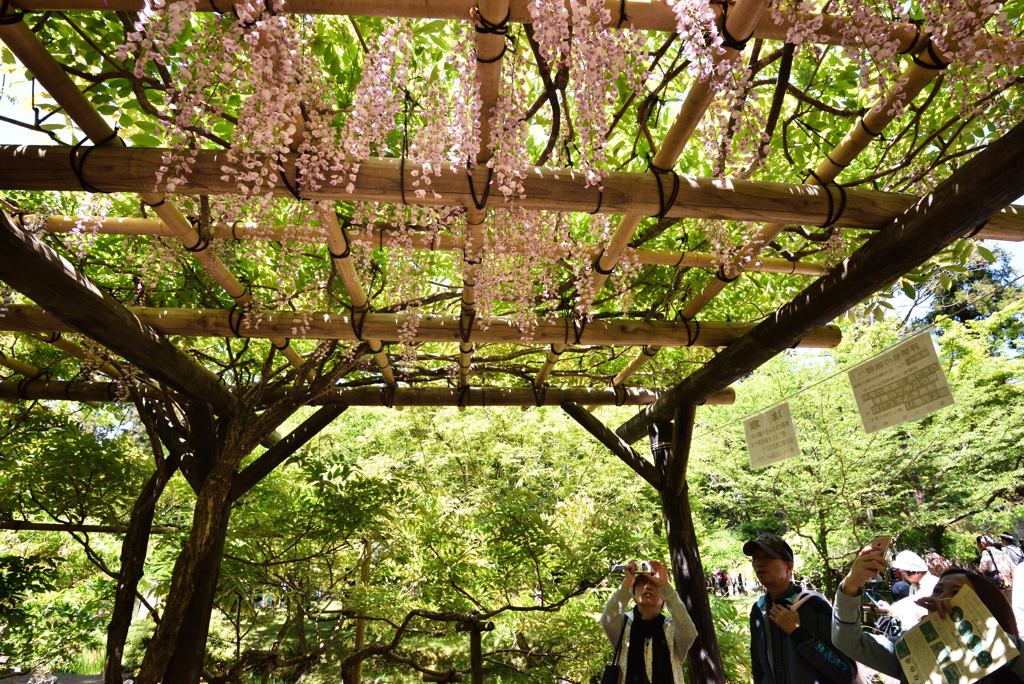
[
  {"x1": 848, "y1": 332, "x2": 954, "y2": 435},
  {"x1": 744, "y1": 402, "x2": 801, "y2": 469}
]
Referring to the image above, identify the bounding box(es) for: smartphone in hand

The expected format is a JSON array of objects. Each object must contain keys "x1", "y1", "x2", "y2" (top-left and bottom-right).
[{"x1": 868, "y1": 535, "x2": 892, "y2": 559}]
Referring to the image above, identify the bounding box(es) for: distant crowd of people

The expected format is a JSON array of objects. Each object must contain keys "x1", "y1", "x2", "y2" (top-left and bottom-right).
[{"x1": 600, "y1": 530, "x2": 1024, "y2": 684}]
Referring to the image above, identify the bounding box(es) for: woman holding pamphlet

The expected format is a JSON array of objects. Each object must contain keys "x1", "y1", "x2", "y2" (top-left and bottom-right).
[{"x1": 833, "y1": 545, "x2": 1024, "y2": 683}]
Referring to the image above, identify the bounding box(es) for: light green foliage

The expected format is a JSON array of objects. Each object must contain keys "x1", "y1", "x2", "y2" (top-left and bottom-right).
[{"x1": 691, "y1": 292, "x2": 1024, "y2": 595}]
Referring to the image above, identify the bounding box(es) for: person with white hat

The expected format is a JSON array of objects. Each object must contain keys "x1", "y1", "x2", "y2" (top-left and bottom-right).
[{"x1": 889, "y1": 550, "x2": 936, "y2": 601}]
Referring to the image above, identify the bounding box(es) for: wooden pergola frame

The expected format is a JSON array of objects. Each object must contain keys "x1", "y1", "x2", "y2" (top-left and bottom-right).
[{"x1": 2, "y1": 1, "x2": 1024, "y2": 682}]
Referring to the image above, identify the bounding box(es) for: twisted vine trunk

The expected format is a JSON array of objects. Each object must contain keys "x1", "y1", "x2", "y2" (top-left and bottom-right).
[
  {"x1": 103, "y1": 464, "x2": 175, "y2": 684},
  {"x1": 649, "y1": 418, "x2": 726, "y2": 684}
]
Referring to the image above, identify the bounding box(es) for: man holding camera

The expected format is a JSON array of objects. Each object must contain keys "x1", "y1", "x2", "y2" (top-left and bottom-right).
[
  {"x1": 600, "y1": 560, "x2": 696, "y2": 683},
  {"x1": 745, "y1": 533, "x2": 857, "y2": 684}
]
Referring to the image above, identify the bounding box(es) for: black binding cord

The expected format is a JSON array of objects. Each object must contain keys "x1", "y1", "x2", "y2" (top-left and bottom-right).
[
  {"x1": 589, "y1": 187, "x2": 604, "y2": 215},
  {"x1": 231, "y1": 221, "x2": 243, "y2": 242},
  {"x1": 912, "y1": 40, "x2": 950, "y2": 70},
  {"x1": 548, "y1": 344, "x2": 563, "y2": 358},
  {"x1": 329, "y1": 213, "x2": 352, "y2": 259},
  {"x1": 613, "y1": 383, "x2": 627, "y2": 407},
  {"x1": 228, "y1": 304, "x2": 245, "y2": 338},
  {"x1": 143, "y1": 197, "x2": 166, "y2": 209},
  {"x1": 348, "y1": 305, "x2": 370, "y2": 341},
  {"x1": 593, "y1": 248, "x2": 616, "y2": 276},
  {"x1": 271, "y1": 338, "x2": 290, "y2": 351},
  {"x1": 459, "y1": 306, "x2": 476, "y2": 345},
  {"x1": 642, "y1": 345, "x2": 658, "y2": 357},
  {"x1": 532, "y1": 384, "x2": 546, "y2": 407},
  {"x1": 457, "y1": 384, "x2": 470, "y2": 408},
  {"x1": 647, "y1": 160, "x2": 680, "y2": 219},
  {"x1": 107, "y1": 381, "x2": 119, "y2": 401},
  {"x1": 897, "y1": 19, "x2": 923, "y2": 55},
  {"x1": 0, "y1": 0, "x2": 25, "y2": 24},
  {"x1": 859, "y1": 118, "x2": 881, "y2": 138},
  {"x1": 825, "y1": 154, "x2": 847, "y2": 169},
  {"x1": 382, "y1": 384, "x2": 396, "y2": 408},
  {"x1": 41, "y1": 332, "x2": 61, "y2": 343},
  {"x1": 719, "y1": 1, "x2": 754, "y2": 51},
  {"x1": 806, "y1": 169, "x2": 847, "y2": 229},
  {"x1": 466, "y1": 161, "x2": 493, "y2": 211},
  {"x1": 715, "y1": 264, "x2": 739, "y2": 283},
  {"x1": 616, "y1": 0, "x2": 629, "y2": 27},
  {"x1": 69, "y1": 129, "x2": 121, "y2": 193},
  {"x1": 183, "y1": 216, "x2": 211, "y2": 253},
  {"x1": 278, "y1": 153, "x2": 304, "y2": 201},
  {"x1": 571, "y1": 316, "x2": 587, "y2": 345},
  {"x1": 473, "y1": 5, "x2": 509, "y2": 64},
  {"x1": 679, "y1": 315, "x2": 700, "y2": 347}
]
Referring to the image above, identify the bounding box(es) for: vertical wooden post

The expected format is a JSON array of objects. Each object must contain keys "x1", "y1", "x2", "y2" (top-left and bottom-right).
[
  {"x1": 469, "y1": 626, "x2": 483, "y2": 684},
  {"x1": 648, "y1": 410, "x2": 725, "y2": 684},
  {"x1": 353, "y1": 539, "x2": 372, "y2": 684}
]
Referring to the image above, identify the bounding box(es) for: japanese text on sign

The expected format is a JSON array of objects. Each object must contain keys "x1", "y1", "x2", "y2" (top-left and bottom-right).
[
  {"x1": 848, "y1": 332, "x2": 954, "y2": 434},
  {"x1": 744, "y1": 402, "x2": 801, "y2": 469}
]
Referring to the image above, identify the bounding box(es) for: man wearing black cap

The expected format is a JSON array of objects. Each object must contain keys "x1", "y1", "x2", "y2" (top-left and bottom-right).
[
  {"x1": 744, "y1": 533, "x2": 856, "y2": 684},
  {"x1": 1001, "y1": 533, "x2": 1024, "y2": 566}
]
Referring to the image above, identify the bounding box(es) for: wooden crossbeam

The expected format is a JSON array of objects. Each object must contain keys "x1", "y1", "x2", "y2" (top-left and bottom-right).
[
  {"x1": 230, "y1": 404, "x2": 348, "y2": 501},
  {"x1": 0, "y1": 304, "x2": 842, "y2": 348},
  {"x1": 561, "y1": 401, "x2": 660, "y2": 488},
  {"x1": 5, "y1": 146, "x2": 1024, "y2": 235},
  {"x1": 0, "y1": 211, "x2": 239, "y2": 414},
  {"x1": 0, "y1": 379, "x2": 737, "y2": 406},
  {"x1": 616, "y1": 119, "x2": 1024, "y2": 443},
  {"x1": 7, "y1": 0, "x2": 1023, "y2": 65}
]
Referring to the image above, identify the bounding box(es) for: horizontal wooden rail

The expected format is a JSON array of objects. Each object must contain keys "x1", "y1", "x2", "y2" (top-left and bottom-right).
[
  {"x1": 0, "y1": 379, "x2": 736, "y2": 406},
  {"x1": 4, "y1": 147, "x2": 1024, "y2": 237},
  {"x1": 6, "y1": 0, "x2": 1023, "y2": 65},
  {"x1": 0, "y1": 305, "x2": 842, "y2": 348},
  {"x1": 36, "y1": 216, "x2": 834, "y2": 275},
  {"x1": 0, "y1": 520, "x2": 180, "y2": 534}
]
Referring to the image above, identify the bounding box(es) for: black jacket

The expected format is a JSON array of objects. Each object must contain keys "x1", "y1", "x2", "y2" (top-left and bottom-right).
[{"x1": 750, "y1": 583, "x2": 857, "y2": 684}]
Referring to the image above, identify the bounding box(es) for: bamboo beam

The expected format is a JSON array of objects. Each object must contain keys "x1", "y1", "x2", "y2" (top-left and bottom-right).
[
  {"x1": 9, "y1": 147, "x2": 1024, "y2": 235},
  {"x1": 27, "y1": 331, "x2": 124, "y2": 379},
  {"x1": 0, "y1": 304, "x2": 842, "y2": 348},
  {"x1": 35, "y1": 215, "x2": 841, "y2": 274},
  {"x1": 613, "y1": 34, "x2": 955, "y2": 387},
  {"x1": 7, "y1": 0, "x2": 1024, "y2": 65},
  {"x1": 0, "y1": 19, "x2": 308, "y2": 375},
  {"x1": 0, "y1": 351, "x2": 103, "y2": 407},
  {"x1": 562, "y1": 401, "x2": 660, "y2": 488},
  {"x1": 616, "y1": 117, "x2": 1024, "y2": 443},
  {"x1": 0, "y1": 379, "x2": 737, "y2": 406},
  {"x1": 532, "y1": 0, "x2": 767, "y2": 388},
  {"x1": 320, "y1": 210, "x2": 395, "y2": 384},
  {"x1": 457, "y1": 0, "x2": 508, "y2": 397},
  {"x1": 0, "y1": 211, "x2": 239, "y2": 414}
]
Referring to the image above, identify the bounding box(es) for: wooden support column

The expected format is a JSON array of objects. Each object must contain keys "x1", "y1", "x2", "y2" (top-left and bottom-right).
[
  {"x1": 649, "y1": 411, "x2": 723, "y2": 684},
  {"x1": 455, "y1": 620, "x2": 494, "y2": 684},
  {"x1": 353, "y1": 539, "x2": 372, "y2": 684},
  {"x1": 617, "y1": 117, "x2": 1024, "y2": 444}
]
